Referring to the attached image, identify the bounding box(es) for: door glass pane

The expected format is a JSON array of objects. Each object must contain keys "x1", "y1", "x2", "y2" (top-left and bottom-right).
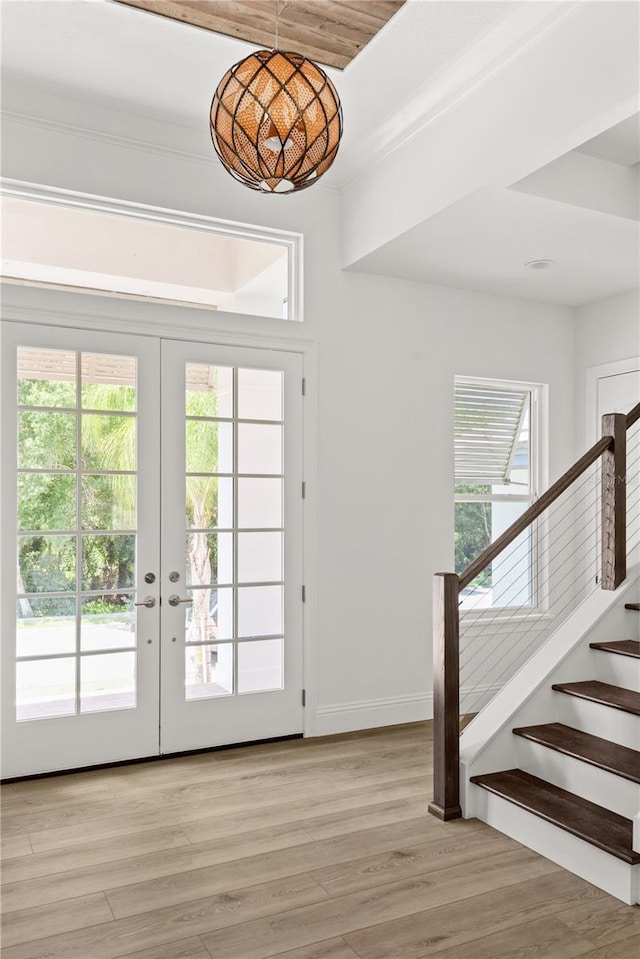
[
  {"x1": 81, "y1": 652, "x2": 136, "y2": 712},
  {"x1": 16, "y1": 658, "x2": 76, "y2": 721},
  {"x1": 17, "y1": 348, "x2": 76, "y2": 407},
  {"x1": 82, "y1": 475, "x2": 136, "y2": 530},
  {"x1": 186, "y1": 588, "x2": 234, "y2": 642},
  {"x1": 186, "y1": 364, "x2": 233, "y2": 418},
  {"x1": 186, "y1": 477, "x2": 233, "y2": 529},
  {"x1": 18, "y1": 474, "x2": 76, "y2": 530},
  {"x1": 82, "y1": 354, "x2": 136, "y2": 412},
  {"x1": 186, "y1": 532, "x2": 233, "y2": 586},
  {"x1": 82, "y1": 415, "x2": 136, "y2": 471},
  {"x1": 238, "y1": 585, "x2": 283, "y2": 637},
  {"x1": 81, "y1": 595, "x2": 136, "y2": 651},
  {"x1": 186, "y1": 643, "x2": 233, "y2": 699},
  {"x1": 238, "y1": 532, "x2": 282, "y2": 583},
  {"x1": 15, "y1": 346, "x2": 139, "y2": 722},
  {"x1": 16, "y1": 598, "x2": 76, "y2": 657},
  {"x1": 238, "y1": 423, "x2": 282, "y2": 475},
  {"x1": 238, "y1": 369, "x2": 282, "y2": 421},
  {"x1": 18, "y1": 411, "x2": 76, "y2": 469},
  {"x1": 82, "y1": 535, "x2": 135, "y2": 591},
  {"x1": 180, "y1": 359, "x2": 289, "y2": 706},
  {"x1": 238, "y1": 639, "x2": 283, "y2": 693},
  {"x1": 238, "y1": 478, "x2": 282, "y2": 528},
  {"x1": 18, "y1": 535, "x2": 76, "y2": 593},
  {"x1": 186, "y1": 421, "x2": 233, "y2": 473}
]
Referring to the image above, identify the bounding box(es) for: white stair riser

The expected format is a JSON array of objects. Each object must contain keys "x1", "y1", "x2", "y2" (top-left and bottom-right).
[
  {"x1": 515, "y1": 738, "x2": 640, "y2": 819},
  {"x1": 471, "y1": 784, "x2": 638, "y2": 904},
  {"x1": 590, "y1": 651, "x2": 640, "y2": 691},
  {"x1": 553, "y1": 693, "x2": 640, "y2": 751}
]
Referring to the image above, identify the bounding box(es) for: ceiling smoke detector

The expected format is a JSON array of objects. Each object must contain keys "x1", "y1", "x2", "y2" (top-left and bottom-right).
[{"x1": 524, "y1": 259, "x2": 554, "y2": 271}]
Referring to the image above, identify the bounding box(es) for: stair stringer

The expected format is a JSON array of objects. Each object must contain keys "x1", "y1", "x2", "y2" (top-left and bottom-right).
[{"x1": 460, "y1": 563, "x2": 640, "y2": 820}]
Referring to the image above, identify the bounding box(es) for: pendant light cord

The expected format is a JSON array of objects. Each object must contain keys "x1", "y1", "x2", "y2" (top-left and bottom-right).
[{"x1": 275, "y1": 0, "x2": 279, "y2": 51}]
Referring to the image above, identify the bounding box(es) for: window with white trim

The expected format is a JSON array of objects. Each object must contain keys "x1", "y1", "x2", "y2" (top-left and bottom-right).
[
  {"x1": 455, "y1": 378, "x2": 541, "y2": 610},
  {"x1": 1, "y1": 193, "x2": 302, "y2": 322}
]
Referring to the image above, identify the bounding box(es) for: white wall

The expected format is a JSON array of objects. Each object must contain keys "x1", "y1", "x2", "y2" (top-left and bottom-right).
[
  {"x1": 575, "y1": 288, "x2": 640, "y2": 451},
  {"x1": 1, "y1": 94, "x2": 577, "y2": 734}
]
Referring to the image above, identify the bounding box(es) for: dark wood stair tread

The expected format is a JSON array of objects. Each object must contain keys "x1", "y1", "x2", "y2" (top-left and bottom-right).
[
  {"x1": 590, "y1": 640, "x2": 640, "y2": 659},
  {"x1": 470, "y1": 768, "x2": 640, "y2": 864},
  {"x1": 552, "y1": 681, "x2": 640, "y2": 716},
  {"x1": 625, "y1": 603, "x2": 640, "y2": 611},
  {"x1": 513, "y1": 722, "x2": 640, "y2": 783}
]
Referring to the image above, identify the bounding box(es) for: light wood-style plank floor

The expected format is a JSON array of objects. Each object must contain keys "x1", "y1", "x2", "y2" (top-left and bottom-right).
[{"x1": 1, "y1": 722, "x2": 639, "y2": 959}]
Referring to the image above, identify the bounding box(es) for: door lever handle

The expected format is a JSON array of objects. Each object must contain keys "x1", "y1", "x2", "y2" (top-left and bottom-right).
[
  {"x1": 135, "y1": 596, "x2": 156, "y2": 608},
  {"x1": 168, "y1": 594, "x2": 193, "y2": 607}
]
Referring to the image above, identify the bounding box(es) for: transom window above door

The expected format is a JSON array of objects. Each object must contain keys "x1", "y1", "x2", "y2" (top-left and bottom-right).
[{"x1": 1, "y1": 190, "x2": 301, "y2": 321}]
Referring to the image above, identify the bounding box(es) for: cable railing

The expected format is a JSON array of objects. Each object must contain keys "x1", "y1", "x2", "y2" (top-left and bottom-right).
[{"x1": 429, "y1": 402, "x2": 640, "y2": 821}]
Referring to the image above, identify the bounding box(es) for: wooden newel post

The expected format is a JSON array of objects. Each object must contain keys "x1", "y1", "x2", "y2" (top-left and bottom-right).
[
  {"x1": 601, "y1": 413, "x2": 627, "y2": 590},
  {"x1": 428, "y1": 571, "x2": 462, "y2": 821}
]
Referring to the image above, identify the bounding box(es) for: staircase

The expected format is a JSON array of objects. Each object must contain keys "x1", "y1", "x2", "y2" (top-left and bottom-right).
[
  {"x1": 430, "y1": 401, "x2": 640, "y2": 904},
  {"x1": 470, "y1": 615, "x2": 640, "y2": 904}
]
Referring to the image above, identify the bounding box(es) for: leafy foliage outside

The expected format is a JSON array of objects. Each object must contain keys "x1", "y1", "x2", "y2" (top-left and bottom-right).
[
  {"x1": 18, "y1": 380, "x2": 137, "y2": 617},
  {"x1": 18, "y1": 369, "x2": 223, "y2": 687},
  {"x1": 455, "y1": 484, "x2": 492, "y2": 586}
]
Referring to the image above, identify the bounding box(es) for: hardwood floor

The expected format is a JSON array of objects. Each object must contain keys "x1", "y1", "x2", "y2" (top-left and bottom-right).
[{"x1": 1, "y1": 722, "x2": 639, "y2": 959}]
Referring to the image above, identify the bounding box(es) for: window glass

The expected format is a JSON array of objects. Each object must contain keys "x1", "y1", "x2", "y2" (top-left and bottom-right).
[
  {"x1": 3, "y1": 197, "x2": 298, "y2": 321},
  {"x1": 455, "y1": 381, "x2": 537, "y2": 610}
]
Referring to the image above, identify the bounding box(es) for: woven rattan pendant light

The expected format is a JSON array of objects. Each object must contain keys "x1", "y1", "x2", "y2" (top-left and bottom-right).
[{"x1": 210, "y1": 5, "x2": 343, "y2": 194}]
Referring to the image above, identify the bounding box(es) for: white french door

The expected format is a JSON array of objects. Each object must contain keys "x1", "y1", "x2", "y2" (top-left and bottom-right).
[
  {"x1": 1, "y1": 323, "x2": 161, "y2": 777},
  {"x1": 160, "y1": 340, "x2": 303, "y2": 753},
  {"x1": 1, "y1": 321, "x2": 304, "y2": 778}
]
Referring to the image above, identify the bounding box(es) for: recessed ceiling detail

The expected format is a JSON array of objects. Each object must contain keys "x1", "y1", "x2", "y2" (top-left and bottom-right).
[
  {"x1": 115, "y1": 0, "x2": 406, "y2": 70},
  {"x1": 574, "y1": 113, "x2": 640, "y2": 167}
]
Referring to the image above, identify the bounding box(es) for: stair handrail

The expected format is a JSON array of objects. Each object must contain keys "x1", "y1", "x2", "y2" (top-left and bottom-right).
[{"x1": 429, "y1": 401, "x2": 640, "y2": 822}]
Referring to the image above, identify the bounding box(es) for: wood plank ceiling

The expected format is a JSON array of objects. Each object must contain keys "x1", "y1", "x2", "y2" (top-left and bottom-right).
[{"x1": 115, "y1": 1, "x2": 406, "y2": 69}]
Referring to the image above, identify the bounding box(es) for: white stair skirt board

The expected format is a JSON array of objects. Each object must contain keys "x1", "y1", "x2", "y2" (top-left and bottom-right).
[
  {"x1": 515, "y1": 737, "x2": 640, "y2": 819},
  {"x1": 472, "y1": 784, "x2": 639, "y2": 905},
  {"x1": 588, "y1": 649, "x2": 640, "y2": 690},
  {"x1": 553, "y1": 694, "x2": 640, "y2": 752}
]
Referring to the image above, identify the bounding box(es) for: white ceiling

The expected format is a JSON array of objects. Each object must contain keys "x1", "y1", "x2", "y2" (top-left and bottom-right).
[
  {"x1": 0, "y1": 0, "x2": 523, "y2": 182},
  {"x1": 1, "y1": 0, "x2": 638, "y2": 308},
  {"x1": 352, "y1": 186, "x2": 639, "y2": 306}
]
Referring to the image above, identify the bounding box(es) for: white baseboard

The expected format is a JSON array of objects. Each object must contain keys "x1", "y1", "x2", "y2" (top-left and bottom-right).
[
  {"x1": 312, "y1": 683, "x2": 504, "y2": 737},
  {"x1": 313, "y1": 692, "x2": 433, "y2": 736}
]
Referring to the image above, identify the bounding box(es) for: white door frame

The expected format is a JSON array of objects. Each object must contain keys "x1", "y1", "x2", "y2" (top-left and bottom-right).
[
  {"x1": 1, "y1": 282, "x2": 319, "y2": 740},
  {"x1": 584, "y1": 356, "x2": 640, "y2": 592},
  {"x1": 586, "y1": 356, "x2": 640, "y2": 444}
]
